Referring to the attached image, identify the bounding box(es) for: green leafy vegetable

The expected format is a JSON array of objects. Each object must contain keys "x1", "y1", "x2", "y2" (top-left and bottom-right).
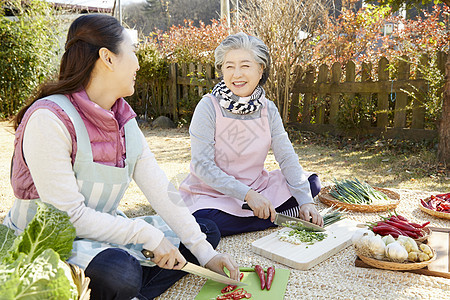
[
  {"x1": 6, "y1": 201, "x2": 76, "y2": 264},
  {"x1": 0, "y1": 225, "x2": 16, "y2": 262},
  {"x1": 0, "y1": 202, "x2": 78, "y2": 299},
  {"x1": 0, "y1": 249, "x2": 78, "y2": 299}
]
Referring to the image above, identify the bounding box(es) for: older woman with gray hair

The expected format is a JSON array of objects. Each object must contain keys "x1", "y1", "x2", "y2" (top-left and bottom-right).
[{"x1": 179, "y1": 32, "x2": 323, "y2": 236}]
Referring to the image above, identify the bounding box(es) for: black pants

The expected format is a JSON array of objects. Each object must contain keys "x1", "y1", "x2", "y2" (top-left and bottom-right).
[
  {"x1": 193, "y1": 174, "x2": 321, "y2": 236},
  {"x1": 84, "y1": 218, "x2": 221, "y2": 300}
]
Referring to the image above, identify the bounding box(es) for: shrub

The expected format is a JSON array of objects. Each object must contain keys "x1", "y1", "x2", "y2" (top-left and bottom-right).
[
  {"x1": 151, "y1": 19, "x2": 229, "y2": 65},
  {"x1": 0, "y1": 0, "x2": 61, "y2": 119},
  {"x1": 128, "y1": 42, "x2": 169, "y2": 120}
]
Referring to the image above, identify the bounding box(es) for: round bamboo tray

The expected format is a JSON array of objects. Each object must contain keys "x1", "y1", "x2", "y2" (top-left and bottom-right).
[
  {"x1": 68, "y1": 263, "x2": 91, "y2": 300},
  {"x1": 414, "y1": 227, "x2": 432, "y2": 243},
  {"x1": 318, "y1": 186, "x2": 400, "y2": 212},
  {"x1": 357, "y1": 248, "x2": 436, "y2": 271},
  {"x1": 419, "y1": 196, "x2": 450, "y2": 220}
]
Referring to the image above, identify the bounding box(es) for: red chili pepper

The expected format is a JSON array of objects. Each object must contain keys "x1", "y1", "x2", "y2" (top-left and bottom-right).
[
  {"x1": 420, "y1": 199, "x2": 430, "y2": 209},
  {"x1": 254, "y1": 265, "x2": 266, "y2": 290},
  {"x1": 244, "y1": 293, "x2": 252, "y2": 298},
  {"x1": 266, "y1": 266, "x2": 275, "y2": 290},
  {"x1": 219, "y1": 288, "x2": 244, "y2": 300},
  {"x1": 371, "y1": 224, "x2": 403, "y2": 237},
  {"x1": 371, "y1": 226, "x2": 400, "y2": 237},
  {"x1": 221, "y1": 285, "x2": 237, "y2": 294},
  {"x1": 239, "y1": 272, "x2": 244, "y2": 281},
  {"x1": 393, "y1": 214, "x2": 408, "y2": 222},
  {"x1": 440, "y1": 202, "x2": 450, "y2": 210},
  {"x1": 421, "y1": 221, "x2": 430, "y2": 227},
  {"x1": 384, "y1": 220, "x2": 421, "y2": 234},
  {"x1": 436, "y1": 193, "x2": 450, "y2": 200},
  {"x1": 401, "y1": 230, "x2": 419, "y2": 239}
]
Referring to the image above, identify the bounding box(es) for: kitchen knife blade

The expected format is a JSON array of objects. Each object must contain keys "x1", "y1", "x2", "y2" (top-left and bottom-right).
[
  {"x1": 242, "y1": 203, "x2": 325, "y2": 232},
  {"x1": 141, "y1": 249, "x2": 247, "y2": 286}
]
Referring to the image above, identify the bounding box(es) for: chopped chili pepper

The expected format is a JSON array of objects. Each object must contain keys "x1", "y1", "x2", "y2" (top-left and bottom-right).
[
  {"x1": 266, "y1": 266, "x2": 275, "y2": 290},
  {"x1": 221, "y1": 285, "x2": 237, "y2": 294},
  {"x1": 254, "y1": 265, "x2": 266, "y2": 290},
  {"x1": 244, "y1": 293, "x2": 252, "y2": 298},
  {"x1": 239, "y1": 272, "x2": 244, "y2": 281}
]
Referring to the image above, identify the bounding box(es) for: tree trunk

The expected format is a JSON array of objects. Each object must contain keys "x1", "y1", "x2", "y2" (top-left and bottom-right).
[{"x1": 437, "y1": 52, "x2": 450, "y2": 172}]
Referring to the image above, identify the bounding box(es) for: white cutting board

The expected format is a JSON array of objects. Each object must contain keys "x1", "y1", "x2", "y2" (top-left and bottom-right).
[{"x1": 252, "y1": 219, "x2": 359, "y2": 270}]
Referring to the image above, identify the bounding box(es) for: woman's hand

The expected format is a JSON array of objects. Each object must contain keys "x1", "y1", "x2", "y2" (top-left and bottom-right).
[
  {"x1": 245, "y1": 189, "x2": 276, "y2": 222},
  {"x1": 299, "y1": 203, "x2": 324, "y2": 227},
  {"x1": 205, "y1": 253, "x2": 240, "y2": 281},
  {"x1": 152, "y1": 237, "x2": 186, "y2": 270}
]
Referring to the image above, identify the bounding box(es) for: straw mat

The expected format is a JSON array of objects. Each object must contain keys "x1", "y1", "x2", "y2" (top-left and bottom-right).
[{"x1": 156, "y1": 189, "x2": 450, "y2": 300}]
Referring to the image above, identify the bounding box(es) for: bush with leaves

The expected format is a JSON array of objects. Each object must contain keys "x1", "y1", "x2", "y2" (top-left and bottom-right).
[
  {"x1": 151, "y1": 19, "x2": 229, "y2": 65},
  {"x1": 129, "y1": 42, "x2": 169, "y2": 119},
  {"x1": 0, "y1": 0, "x2": 61, "y2": 119}
]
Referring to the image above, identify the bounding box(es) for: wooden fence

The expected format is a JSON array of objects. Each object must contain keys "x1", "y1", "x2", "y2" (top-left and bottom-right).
[
  {"x1": 130, "y1": 52, "x2": 446, "y2": 141},
  {"x1": 130, "y1": 63, "x2": 219, "y2": 123},
  {"x1": 288, "y1": 52, "x2": 447, "y2": 141}
]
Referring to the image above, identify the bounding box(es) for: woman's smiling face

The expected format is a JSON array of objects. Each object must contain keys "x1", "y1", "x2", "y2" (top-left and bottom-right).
[{"x1": 222, "y1": 49, "x2": 263, "y2": 97}]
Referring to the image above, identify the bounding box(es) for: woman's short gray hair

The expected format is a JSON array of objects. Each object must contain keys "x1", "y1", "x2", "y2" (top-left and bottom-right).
[{"x1": 214, "y1": 32, "x2": 271, "y2": 86}]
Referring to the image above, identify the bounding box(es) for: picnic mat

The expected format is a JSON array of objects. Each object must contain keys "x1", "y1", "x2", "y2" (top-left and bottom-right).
[
  {"x1": 194, "y1": 268, "x2": 290, "y2": 300},
  {"x1": 157, "y1": 189, "x2": 450, "y2": 299}
]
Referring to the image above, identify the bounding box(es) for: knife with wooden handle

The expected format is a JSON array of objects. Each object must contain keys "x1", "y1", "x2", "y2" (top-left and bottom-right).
[
  {"x1": 242, "y1": 203, "x2": 325, "y2": 232},
  {"x1": 141, "y1": 249, "x2": 247, "y2": 286}
]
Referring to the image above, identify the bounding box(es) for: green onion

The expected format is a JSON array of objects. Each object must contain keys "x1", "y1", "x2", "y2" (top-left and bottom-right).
[
  {"x1": 321, "y1": 206, "x2": 347, "y2": 227},
  {"x1": 330, "y1": 178, "x2": 389, "y2": 205}
]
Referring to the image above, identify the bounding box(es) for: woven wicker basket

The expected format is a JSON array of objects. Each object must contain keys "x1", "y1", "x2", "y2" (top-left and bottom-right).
[
  {"x1": 357, "y1": 247, "x2": 436, "y2": 271},
  {"x1": 419, "y1": 197, "x2": 450, "y2": 220},
  {"x1": 414, "y1": 227, "x2": 432, "y2": 243},
  {"x1": 318, "y1": 186, "x2": 400, "y2": 213},
  {"x1": 68, "y1": 263, "x2": 91, "y2": 300}
]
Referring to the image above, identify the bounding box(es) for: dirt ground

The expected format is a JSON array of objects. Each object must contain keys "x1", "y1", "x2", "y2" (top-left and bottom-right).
[{"x1": 0, "y1": 120, "x2": 448, "y2": 223}]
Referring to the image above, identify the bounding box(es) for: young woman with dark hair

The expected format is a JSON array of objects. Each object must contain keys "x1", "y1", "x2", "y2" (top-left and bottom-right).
[{"x1": 6, "y1": 14, "x2": 239, "y2": 299}]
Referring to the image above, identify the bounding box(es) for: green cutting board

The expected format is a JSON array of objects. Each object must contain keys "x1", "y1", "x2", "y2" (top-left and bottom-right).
[{"x1": 194, "y1": 268, "x2": 290, "y2": 300}]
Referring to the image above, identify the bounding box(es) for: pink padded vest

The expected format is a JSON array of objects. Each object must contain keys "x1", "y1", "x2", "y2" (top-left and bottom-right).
[{"x1": 11, "y1": 90, "x2": 136, "y2": 199}]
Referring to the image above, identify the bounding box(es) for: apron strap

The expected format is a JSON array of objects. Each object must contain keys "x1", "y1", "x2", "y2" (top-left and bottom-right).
[{"x1": 43, "y1": 94, "x2": 93, "y2": 162}]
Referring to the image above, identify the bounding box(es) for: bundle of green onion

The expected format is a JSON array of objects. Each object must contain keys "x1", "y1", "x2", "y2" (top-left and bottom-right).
[
  {"x1": 321, "y1": 206, "x2": 346, "y2": 227},
  {"x1": 330, "y1": 178, "x2": 389, "y2": 205}
]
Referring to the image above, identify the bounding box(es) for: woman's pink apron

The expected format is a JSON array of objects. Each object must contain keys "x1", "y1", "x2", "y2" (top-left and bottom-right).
[{"x1": 179, "y1": 95, "x2": 292, "y2": 217}]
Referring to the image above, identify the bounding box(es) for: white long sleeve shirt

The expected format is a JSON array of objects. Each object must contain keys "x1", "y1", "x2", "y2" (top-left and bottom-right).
[{"x1": 22, "y1": 109, "x2": 217, "y2": 266}]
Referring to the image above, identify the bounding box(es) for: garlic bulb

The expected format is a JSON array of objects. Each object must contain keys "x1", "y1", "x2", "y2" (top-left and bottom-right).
[
  {"x1": 366, "y1": 235, "x2": 386, "y2": 259},
  {"x1": 351, "y1": 228, "x2": 374, "y2": 247},
  {"x1": 385, "y1": 242, "x2": 408, "y2": 262},
  {"x1": 397, "y1": 235, "x2": 419, "y2": 252},
  {"x1": 418, "y1": 252, "x2": 430, "y2": 262},
  {"x1": 419, "y1": 244, "x2": 433, "y2": 258},
  {"x1": 381, "y1": 235, "x2": 395, "y2": 245},
  {"x1": 408, "y1": 251, "x2": 419, "y2": 262}
]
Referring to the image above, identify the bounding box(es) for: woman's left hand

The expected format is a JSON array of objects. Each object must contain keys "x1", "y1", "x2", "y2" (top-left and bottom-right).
[
  {"x1": 299, "y1": 203, "x2": 324, "y2": 227},
  {"x1": 205, "y1": 253, "x2": 240, "y2": 281}
]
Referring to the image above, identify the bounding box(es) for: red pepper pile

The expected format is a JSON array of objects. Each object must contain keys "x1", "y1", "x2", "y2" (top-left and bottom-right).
[
  {"x1": 217, "y1": 273, "x2": 252, "y2": 300},
  {"x1": 421, "y1": 193, "x2": 450, "y2": 212},
  {"x1": 368, "y1": 212, "x2": 430, "y2": 239}
]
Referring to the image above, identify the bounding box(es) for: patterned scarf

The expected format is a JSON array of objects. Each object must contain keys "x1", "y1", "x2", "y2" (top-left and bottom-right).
[{"x1": 211, "y1": 80, "x2": 264, "y2": 115}]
